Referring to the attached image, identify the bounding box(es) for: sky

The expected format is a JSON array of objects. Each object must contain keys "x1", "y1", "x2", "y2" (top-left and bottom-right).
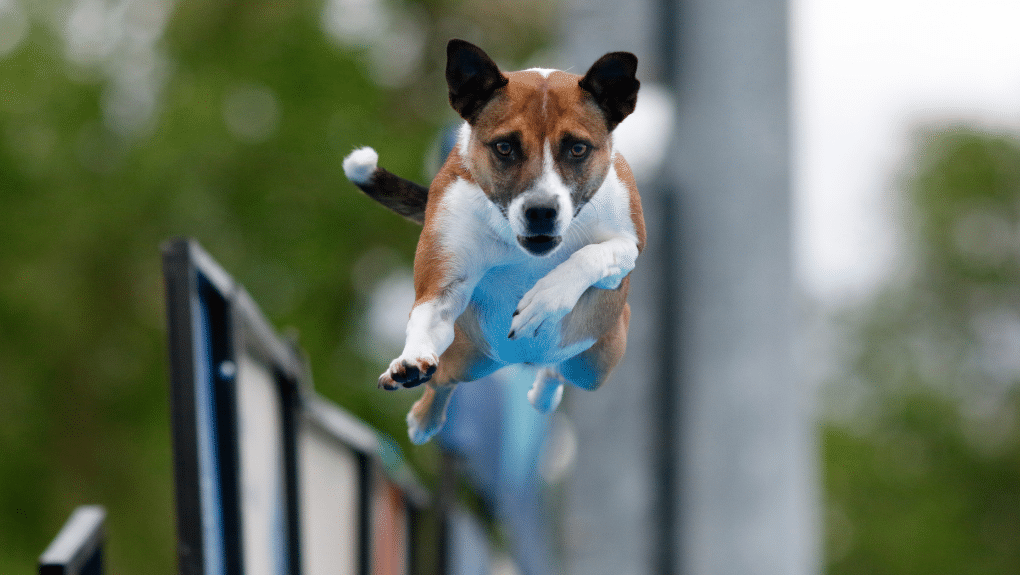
[{"x1": 792, "y1": 0, "x2": 1020, "y2": 304}]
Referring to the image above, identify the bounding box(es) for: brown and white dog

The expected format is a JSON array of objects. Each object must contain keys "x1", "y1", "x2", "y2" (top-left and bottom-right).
[{"x1": 343, "y1": 40, "x2": 646, "y2": 444}]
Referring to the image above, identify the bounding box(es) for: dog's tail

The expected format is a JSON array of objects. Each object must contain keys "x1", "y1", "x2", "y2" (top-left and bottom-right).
[{"x1": 343, "y1": 147, "x2": 428, "y2": 225}]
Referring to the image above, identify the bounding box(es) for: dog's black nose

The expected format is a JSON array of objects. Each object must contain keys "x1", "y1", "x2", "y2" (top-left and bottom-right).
[{"x1": 524, "y1": 204, "x2": 558, "y2": 234}]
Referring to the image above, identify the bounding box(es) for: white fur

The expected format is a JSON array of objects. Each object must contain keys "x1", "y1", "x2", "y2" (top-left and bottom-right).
[
  {"x1": 405, "y1": 165, "x2": 639, "y2": 367},
  {"x1": 508, "y1": 162, "x2": 639, "y2": 341},
  {"x1": 523, "y1": 67, "x2": 558, "y2": 78},
  {"x1": 388, "y1": 108, "x2": 640, "y2": 433},
  {"x1": 528, "y1": 368, "x2": 565, "y2": 413},
  {"x1": 506, "y1": 141, "x2": 574, "y2": 243},
  {"x1": 342, "y1": 147, "x2": 378, "y2": 184},
  {"x1": 509, "y1": 237, "x2": 638, "y2": 338},
  {"x1": 394, "y1": 299, "x2": 458, "y2": 369},
  {"x1": 436, "y1": 177, "x2": 519, "y2": 262}
]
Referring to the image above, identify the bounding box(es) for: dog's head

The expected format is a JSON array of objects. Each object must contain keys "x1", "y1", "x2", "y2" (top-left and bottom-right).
[{"x1": 446, "y1": 39, "x2": 639, "y2": 257}]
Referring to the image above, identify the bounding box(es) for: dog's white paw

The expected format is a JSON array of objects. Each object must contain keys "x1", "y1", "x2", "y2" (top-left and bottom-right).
[
  {"x1": 508, "y1": 280, "x2": 580, "y2": 339},
  {"x1": 407, "y1": 409, "x2": 444, "y2": 444},
  {"x1": 378, "y1": 354, "x2": 438, "y2": 390},
  {"x1": 528, "y1": 369, "x2": 564, "y2": 413}
]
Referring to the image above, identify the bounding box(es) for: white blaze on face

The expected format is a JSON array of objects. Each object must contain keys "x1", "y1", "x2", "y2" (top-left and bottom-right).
[
  {"x1": 523, "y1": 67, "x2": 557, "y2": 79},
  {"x1": 507, "y1": 140, "x2": 575, "y2": 242}
]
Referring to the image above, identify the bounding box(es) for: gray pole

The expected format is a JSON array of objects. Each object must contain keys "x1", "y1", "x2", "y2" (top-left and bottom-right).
[
  {"x1": 667, "y1": 0, "x2": 818, "y2": 573},
  {"x1": 561, "y1": 0, "x2": 818, "y2": 573},
  {"x1": 560, "y1": 3, "x2": 665, "y2": 575}
]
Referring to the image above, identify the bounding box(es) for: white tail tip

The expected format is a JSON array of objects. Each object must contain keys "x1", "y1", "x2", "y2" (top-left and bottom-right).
[{"x1": 342, "y1": 147, "x2": 378, "y2": 184}]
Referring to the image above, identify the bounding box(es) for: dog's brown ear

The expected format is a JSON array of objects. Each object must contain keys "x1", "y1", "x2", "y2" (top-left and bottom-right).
[
  {"x1": 579, "y1": 52, "x2": 640, "y2": 131},
  {"x1": 446, "y1": 39, "x2": 509, "y2": 123}
]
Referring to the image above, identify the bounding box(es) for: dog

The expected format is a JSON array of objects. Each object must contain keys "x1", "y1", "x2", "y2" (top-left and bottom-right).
[{"x1": 343, "y1": 39, "x2": 646, "y2": 444}]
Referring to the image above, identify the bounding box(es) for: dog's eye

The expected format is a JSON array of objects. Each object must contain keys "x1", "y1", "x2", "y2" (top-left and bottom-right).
[
  {"x1": 570, "y1": 143, "x2": 589, "y2": 158},
  {"x1": 494, "y1": 141, "x2": 513, "y2": 156}
]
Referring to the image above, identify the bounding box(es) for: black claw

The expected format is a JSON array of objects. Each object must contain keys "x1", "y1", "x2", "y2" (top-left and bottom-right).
[
  {"x1": 508, "y1": 330, "x2": 515, "y2": 339},
  {"x1": 512, "y1": 309, "x2": 520, "y2": 317}
]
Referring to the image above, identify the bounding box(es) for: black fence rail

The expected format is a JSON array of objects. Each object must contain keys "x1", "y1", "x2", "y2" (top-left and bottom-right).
[
  {"x1": 161, "y1": 238, "x2": 479, "y2": 575},
  {"x1": 36, "y1": 239, "x2": 494, "y2": 575}
]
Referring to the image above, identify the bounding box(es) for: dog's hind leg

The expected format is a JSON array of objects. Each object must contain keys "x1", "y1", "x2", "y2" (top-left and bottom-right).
[
  {"x1": 559, "y1": 302, "x2": 630, "y2": 391},
  {"x1": 528, "y1": 368, "x2": 565, "y2": 413},
  {"x1": 405, "y1": 321, "x2": 502, "y2": 444},
  {"x1": 407, "y1": 383, "x2": 457, "y2": 445}
]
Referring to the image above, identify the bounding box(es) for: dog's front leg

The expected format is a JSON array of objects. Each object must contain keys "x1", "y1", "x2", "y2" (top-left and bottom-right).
[
  {"x1": 379, "y1": 275, "x2": 474, "y2": 390},
  {"x1": 509, "y1": 236, "x2": 639, "y2": 339}
]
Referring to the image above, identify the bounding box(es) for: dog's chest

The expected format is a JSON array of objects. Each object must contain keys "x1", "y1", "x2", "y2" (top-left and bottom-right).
[
  {"x1": 434, "y1": 168, "x2": 635, "y2": 365},
  {"x1": 465, "y1": 252, "x2": 591, "y2": 365}
]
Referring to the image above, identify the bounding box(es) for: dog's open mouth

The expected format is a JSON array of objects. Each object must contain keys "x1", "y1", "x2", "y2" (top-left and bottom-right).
[{"x1": 517, "y1": 234, "x2": 562, "y2": 256}]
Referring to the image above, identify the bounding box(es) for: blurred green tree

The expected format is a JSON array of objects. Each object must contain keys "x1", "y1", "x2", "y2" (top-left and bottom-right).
[
  {"x1": 0, "y1": 0, "x2": 549, "y2": 572},
  {"x1": 823, "y1": 128, "x2": 1020, "y2": 574}
]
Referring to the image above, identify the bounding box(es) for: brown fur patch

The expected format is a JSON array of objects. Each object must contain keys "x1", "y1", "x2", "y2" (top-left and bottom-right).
[
  {"x1": 433, "y1": 317, "x2": 501, "y2": 385},
  {"x1": 560, "y1": 301, "x2": 631, "y2": 390},
  {"x1": 411, "y1": 147, "x2": 474, "y2": 305},
  {"x1": 560, "y1": 276, "x2": 631, "y2": 347},
  {"x1": 410, "y1": 65, "x2": 645, "y2": 392},
  {"x1": 463, "y1": 70, "x2": 616, "y2": 212}
]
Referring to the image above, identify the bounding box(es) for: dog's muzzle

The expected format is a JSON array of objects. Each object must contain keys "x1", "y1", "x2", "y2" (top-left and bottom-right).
[
  {"x1": 518, "y1": 203, "x2": 562, "y2": 256},
  {"x1": 517, "y1": 234, "x2": 562, "y2": 256}
]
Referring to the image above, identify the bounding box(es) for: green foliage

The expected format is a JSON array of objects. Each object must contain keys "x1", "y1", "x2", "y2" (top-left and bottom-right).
[
  {"x1": 825, "y1": 393, "x2": 1020, "y2": 575},
  {"x1": 824, "y1": 128, "x2": 1020, "y2": 574},
  {"x1": 0, "y1": 1, "x2": 548, "y2": 573},
  {"x1": 911, "y1": 130, "x2": 1020, "y2": 287}
]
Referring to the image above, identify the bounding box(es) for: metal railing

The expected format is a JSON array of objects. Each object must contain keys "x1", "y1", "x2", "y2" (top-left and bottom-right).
[
  {"x1": 161, "y1": 238, "x2": 479, "y2": 575},
  {"x1": 38, "y1": 505, "x2": 106, "y2": 575}
]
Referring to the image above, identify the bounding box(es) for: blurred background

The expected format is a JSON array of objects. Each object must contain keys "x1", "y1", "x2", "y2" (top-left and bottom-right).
[{"x1": 1, "y1": 0, "x2": 1019, "y2": 574}]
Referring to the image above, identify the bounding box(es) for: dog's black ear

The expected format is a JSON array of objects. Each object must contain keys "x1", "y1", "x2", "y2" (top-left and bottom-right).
[
  {"x1": 446, "y1": 39, "x2": 509, "y2": 123},
  {"x1": 579, "y1": 52, "x2": 640, "y2": 131}
]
